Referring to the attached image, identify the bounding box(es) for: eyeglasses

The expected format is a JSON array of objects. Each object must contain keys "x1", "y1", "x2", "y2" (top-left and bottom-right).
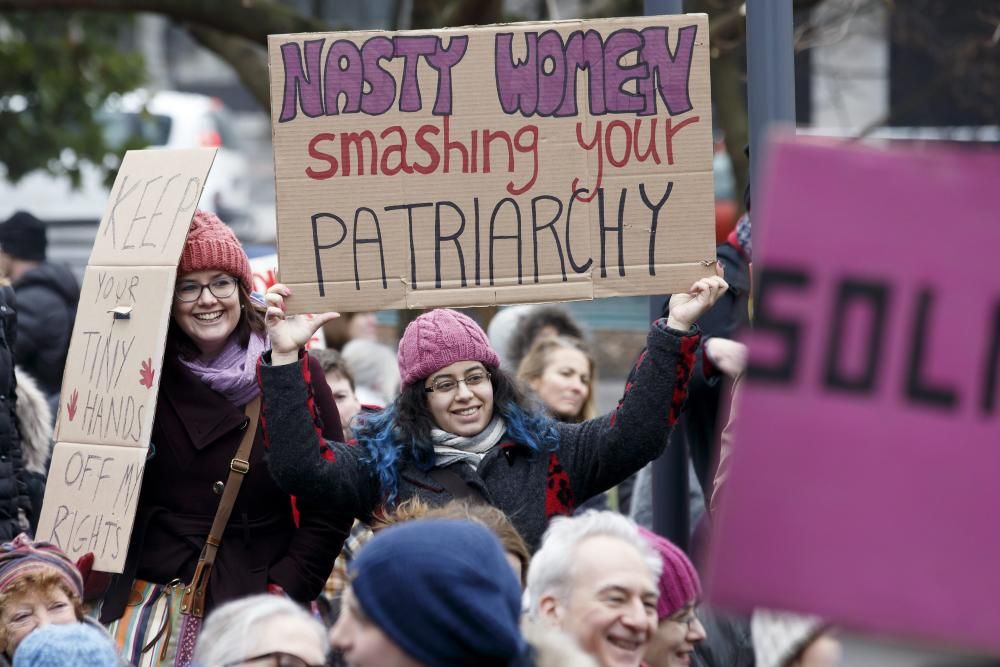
[
  {"x1": 424, "y1": 370, "x2": 491, "y2": 394},
  {"x1": 222, "y1": 651, "x2": 327, "y2": 667},
  {"x1": 174, "y1": 275, "x2": 238, "y2": 302},
  {"x1": 669, "y1": 608, "x2": 699, "y2": 631}
]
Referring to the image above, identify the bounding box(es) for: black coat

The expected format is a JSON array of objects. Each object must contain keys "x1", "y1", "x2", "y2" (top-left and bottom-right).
[
  {"x1": 0, "y1": 285, "x2": 31, "y2": 540},
  {"x1": 11, "y1": 262, "x2": 79, "y2": 400},
  {"x1": 101, "y1": 350, "x2": 352, "y2": 622}
]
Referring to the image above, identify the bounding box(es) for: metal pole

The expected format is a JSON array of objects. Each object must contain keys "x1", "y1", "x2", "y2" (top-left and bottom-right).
[
  {"x1": 745, "y1": 0, "x2": 796, "y2": 211},
  {"x1": 644, "y1": 0, "x2": 688, "y2": 550}
]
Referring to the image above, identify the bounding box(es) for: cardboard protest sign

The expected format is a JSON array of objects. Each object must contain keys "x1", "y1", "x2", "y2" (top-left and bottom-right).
[
  {"x1": 54, "y1": 266, "x2": 176, "y2": 447},
  {"x1": 37, "y1": 148, "x2": 216, "y2": 571},
  {"x1": 707, "y1": 137, "x2": 1000, "y2": 653},
  {"x1": 36, "y1": 443, "x2": 147, "y2": 569},
  {"x1": 268, "y1": 15, "x2": 715, "y2": 313}
]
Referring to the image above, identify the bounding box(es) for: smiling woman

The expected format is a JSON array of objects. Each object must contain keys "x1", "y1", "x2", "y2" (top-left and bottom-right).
[
  {"x1": 259, "y1": 267, "x2": 728, "y2": 550},
  {"x1": 97, "y1": 211, "x2": 351, "y2": 666}
]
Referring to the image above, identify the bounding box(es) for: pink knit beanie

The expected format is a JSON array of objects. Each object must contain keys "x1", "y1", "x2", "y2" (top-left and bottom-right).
[
  {"x1": 397, "y1": 309, "x2": 500, "y2": 387},
  {"x1": 638, "y1": 527, "x2": 702, "y2": 620},
  {"x1": 178, "y1": 210, "x2": 253, "y2": 291}
]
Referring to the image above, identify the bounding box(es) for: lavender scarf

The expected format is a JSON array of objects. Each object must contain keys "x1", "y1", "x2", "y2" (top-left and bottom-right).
[{"x1": 179, "y1": 332, "x2": 268, "y2": 405}]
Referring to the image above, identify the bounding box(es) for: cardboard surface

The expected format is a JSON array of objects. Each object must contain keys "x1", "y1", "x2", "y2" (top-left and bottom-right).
[
  {"x1": 268, "y1": 15, "x2": 715, "y2": 313},
  {"x1": 35, "y1": 442, "x2": 147, "y2": 571},
  {"x1": 37, "y1": 148, "x2": 216, "y2": 572},
  {"x1": 707, "y1": 137, "x2": 1000, "y2": 652},
  {"x1": 90, "y1": 149, "x2": 217, "y2": 266},
  {"x1": 55, "y1": 266, "x2": 176, "y2": 447}
]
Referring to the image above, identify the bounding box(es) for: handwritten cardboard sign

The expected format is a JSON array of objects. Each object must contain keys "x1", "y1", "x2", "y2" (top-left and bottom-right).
[
  {"x1": 268, "y1": 15, "x2": 715, "y2": 313},
  {"x1": 54, "y1": 267, "x2": 176, "y2": 447},
  {"x1": 36, "y1": 148, "x2": 216, "y2": 571},
  {"x1": 707, "y1": 137, "x2": 1000, "y2": 653},
  {"x1": 37, "y1": 443, "x2": 147, "y2": 569}
]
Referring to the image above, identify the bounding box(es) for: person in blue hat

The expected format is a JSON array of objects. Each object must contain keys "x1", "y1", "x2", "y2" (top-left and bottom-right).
[{"x1": 329, "y1": 518, "x2": 531, "y2": 667}]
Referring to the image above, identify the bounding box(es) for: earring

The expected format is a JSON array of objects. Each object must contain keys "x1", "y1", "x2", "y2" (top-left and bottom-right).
[{"x1": 241, "y1": 304, "x2": 245, "y2": 310}]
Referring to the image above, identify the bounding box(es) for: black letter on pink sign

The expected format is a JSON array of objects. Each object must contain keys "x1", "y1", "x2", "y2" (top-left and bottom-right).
[
  {"x1": 823, "y1": 280, "x2": 889, "y2": 394},
  {"x1": 980, "y1": 301, "x2": 1000, "y2": 415},
  {"x1": 747, "y1": 267, "x2": 811, "y2": 384},
  {"x1": 905, "y1": 288, "x2": 958, "y2": 410},
  {"x1": 311, "y1": 213, "x2": 348, "y2": 297}
]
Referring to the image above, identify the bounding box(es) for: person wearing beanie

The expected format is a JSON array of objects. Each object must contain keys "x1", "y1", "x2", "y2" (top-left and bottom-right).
[
  {"x1": 258, "y1": 270, "x2": 727, "y2": 551},
  {"x1": 11, "y1": 623, "x2": 119, "y2": 667},
  {"x1": 330, "y1": 519, "x2": 530, "y2": 667},
  {"x1": 0, "y1": 211, "x2": 80, "y2": 419},
  {"x1": 98, "y1": 211, "x2": 352, "y2": 659},
  {"x1": 636, "y1": 527, "x2": 707, "y2": 667},
  {"x1": 0, "y1": 534, "x2": 120, "y2": 666}
]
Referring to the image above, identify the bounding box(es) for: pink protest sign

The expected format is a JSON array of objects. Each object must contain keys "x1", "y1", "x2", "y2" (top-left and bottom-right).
[{"x1": 707, "y1": 136, "x2": 1000, "y2": 653}]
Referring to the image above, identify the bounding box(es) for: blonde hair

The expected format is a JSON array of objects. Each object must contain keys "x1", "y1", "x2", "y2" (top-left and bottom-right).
[
  {"x1": 517, "y1": 336, "x2": 596, "y2": 422},
  {"x1": 375, "y1": 498, "x2": 531, "y2": 586},
  {"x1": 0, "y1": 571, "x2": 84, "y2": 653}
]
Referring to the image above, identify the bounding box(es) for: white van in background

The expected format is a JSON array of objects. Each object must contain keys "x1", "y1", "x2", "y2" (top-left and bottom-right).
[{"x1": 0, "y1": 90, "x2": 253, "y2": 278}]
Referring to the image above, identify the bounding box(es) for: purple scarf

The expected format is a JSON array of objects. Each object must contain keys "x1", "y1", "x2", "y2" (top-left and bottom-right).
[{"x1": 179, "y1": 332, "x2": 268, "y2": 406}]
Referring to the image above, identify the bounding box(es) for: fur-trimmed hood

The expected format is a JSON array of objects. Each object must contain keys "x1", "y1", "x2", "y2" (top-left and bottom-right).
[{"x1": 14, "y1": 367, "x2": 52, "y2": 475}]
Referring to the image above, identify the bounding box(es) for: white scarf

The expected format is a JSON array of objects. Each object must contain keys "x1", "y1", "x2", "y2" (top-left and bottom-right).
[{"x1": 431, "y1": 416, "x2": 506, "y2": 469}]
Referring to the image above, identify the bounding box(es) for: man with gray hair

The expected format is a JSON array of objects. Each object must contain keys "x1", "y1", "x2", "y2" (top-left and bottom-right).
[{"x1": 527, "y1": 510, "x2": 663, "y2": 667}]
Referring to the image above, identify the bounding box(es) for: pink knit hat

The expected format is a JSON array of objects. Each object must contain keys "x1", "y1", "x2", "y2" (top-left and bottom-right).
[
  {"x1": 0, "y1": 533, "x2": 84, "y2": 599},
  {"x1": 638, "y1": 527, "x2": 702, "y2": 619},
  {"x1": 178, "y1": 210, "x2": 253, "y2": 291},
  {"x1": 397, "y1": 309, "x2": 500, "y2": 387}
]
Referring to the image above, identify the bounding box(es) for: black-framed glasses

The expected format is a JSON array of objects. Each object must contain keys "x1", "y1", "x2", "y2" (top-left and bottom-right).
[
  {"x1": 174, "y1": 275, "x2": 238, "y2": 302},
  {"x1": 424, "y1": 370, "x2": 491, "y2": 394},
  {"x1": 222, "y1": 651, "x2": 326, "y2": 667}
]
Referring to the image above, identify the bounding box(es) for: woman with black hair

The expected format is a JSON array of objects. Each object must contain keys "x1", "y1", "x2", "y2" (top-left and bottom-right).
[{"x1": 258, "y1": 274, "x2": 726, "y2": 549}]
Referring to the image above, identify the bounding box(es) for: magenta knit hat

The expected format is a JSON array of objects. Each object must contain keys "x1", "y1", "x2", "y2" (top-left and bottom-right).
[
  {"x1": 0, "y1": 533, "x2": 84, "y2": 599},
  {"x1": 397, "y1": 309, "x2": 500, "y2": 387},
  {"x1": 178, "y1": 210, "x2": 253, "y2": 291},
  {"x1": 638, "y1": 527, "x2": 701, "y2": 619}
]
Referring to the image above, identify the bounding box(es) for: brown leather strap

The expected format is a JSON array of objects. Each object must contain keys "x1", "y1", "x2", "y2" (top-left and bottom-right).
[{"x1": 180, "y1": 396, "x2": 261, "y2": 618}]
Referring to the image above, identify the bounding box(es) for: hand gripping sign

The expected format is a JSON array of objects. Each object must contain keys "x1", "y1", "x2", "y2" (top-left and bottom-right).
[
  {"x1": 35, "y1": 149, "x2": 217, "y2": 572},
  {"x1": 268, "y1": 15, "x2": 717, "y2": 314}
]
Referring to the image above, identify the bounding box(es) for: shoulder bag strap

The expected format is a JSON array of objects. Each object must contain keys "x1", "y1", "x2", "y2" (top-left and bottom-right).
[{"x1": 180, "y1": 396, "x2": 261, "y2": 618}]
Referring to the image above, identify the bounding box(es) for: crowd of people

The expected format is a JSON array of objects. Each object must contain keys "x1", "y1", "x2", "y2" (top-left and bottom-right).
[{"x1": 0, "y1": 207, "x2": 849, "y2": 667}]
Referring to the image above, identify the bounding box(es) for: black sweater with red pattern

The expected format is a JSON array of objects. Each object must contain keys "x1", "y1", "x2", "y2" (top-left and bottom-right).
[{"x1": 259, "y1": 319, "x2": 699, "y2": 550}]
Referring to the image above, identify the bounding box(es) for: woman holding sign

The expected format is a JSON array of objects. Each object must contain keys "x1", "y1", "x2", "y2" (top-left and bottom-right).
[
  {"x1": 258, "y1": 271, "x2": 726, "y2": 550},
  {"x1": 98, "y1": 211, "x2": 350, "y2": 662}
]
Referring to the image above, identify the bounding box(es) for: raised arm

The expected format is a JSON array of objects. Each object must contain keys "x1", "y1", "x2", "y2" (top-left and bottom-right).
[
  {"x1": 260, "y1": 284, "x2": 379, "y2": 518},
  {"x1": 557, "y1": 274, "x2": 728, "y2": 503}
]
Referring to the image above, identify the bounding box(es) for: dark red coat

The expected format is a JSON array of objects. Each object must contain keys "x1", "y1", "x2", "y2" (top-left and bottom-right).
[{"x1": 101, "y1": 350, "x2": 350, "y2": 622}]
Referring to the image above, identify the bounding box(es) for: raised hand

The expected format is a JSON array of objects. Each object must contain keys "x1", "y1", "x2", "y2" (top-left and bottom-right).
[
  {"x1": 264, "y1": 284, "x2": 340, "y2": 364},
  {"x1": 666, "y1": 271, "x2": 729, "y2": 332}
]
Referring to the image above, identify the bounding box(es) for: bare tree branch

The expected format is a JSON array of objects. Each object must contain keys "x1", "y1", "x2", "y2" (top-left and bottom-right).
[
  {"x1": 0, "y1": 0, "x2": 331, "y2": 46},
  {"x1": 186, "y1": 23, "x2": 270, "y2": 109}
]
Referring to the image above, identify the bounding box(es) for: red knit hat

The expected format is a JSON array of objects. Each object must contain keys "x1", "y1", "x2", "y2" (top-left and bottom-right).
[
  {"x1": 638, "y1": 527, "x2": 702, "y2": 619},
  {"x1": 178, "y1": 210, "x2": 253, "y2": 290},
  {"x1": 397, "y1": 309, "x2": 500, "y2": 387}
]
